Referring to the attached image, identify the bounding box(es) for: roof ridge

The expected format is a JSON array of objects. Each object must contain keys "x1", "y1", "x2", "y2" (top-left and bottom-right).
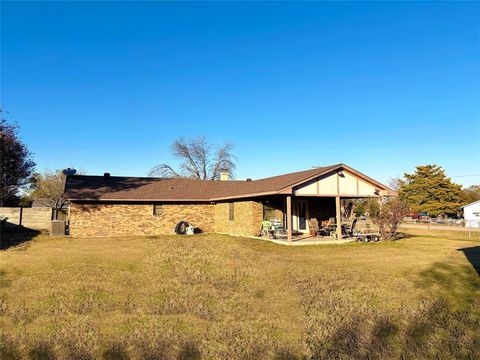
[
  {"x1": 70, "y1": 164, "x2": 342, "y2": 184},
  {"x1": 69, "y1": 174, "x2": 250, "y2": 183},
  {"x1": 253, "y1": 164, "x2": 340, "y2": 181}
]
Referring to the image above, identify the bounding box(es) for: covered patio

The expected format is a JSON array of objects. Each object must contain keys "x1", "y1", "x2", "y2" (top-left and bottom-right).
[{"x1": 258, "y1": 167, "x2": 393, "y2": 243}]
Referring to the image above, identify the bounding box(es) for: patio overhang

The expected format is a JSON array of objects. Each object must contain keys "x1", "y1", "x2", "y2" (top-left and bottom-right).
[{"x1": 272, "y1": 167, "x2": 393, "y2": 243}]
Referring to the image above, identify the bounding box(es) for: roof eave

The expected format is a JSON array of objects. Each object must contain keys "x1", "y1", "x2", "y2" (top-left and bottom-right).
[
  {"x1": 210, "y1": 190, "x2": 282, "y2": 201},
  {"x1": 68, "y1": 198, "x2": 212, "y2": 202}
]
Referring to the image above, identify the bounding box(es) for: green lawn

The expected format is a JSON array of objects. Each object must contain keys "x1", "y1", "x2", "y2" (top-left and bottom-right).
[{"x1": 0, "y1": 229, "x2": 479, "y2": 359}]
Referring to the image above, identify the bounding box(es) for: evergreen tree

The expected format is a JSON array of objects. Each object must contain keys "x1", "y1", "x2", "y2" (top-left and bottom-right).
[{"x1": 399, "y1": 165, "x2": 462, "y2": 216}]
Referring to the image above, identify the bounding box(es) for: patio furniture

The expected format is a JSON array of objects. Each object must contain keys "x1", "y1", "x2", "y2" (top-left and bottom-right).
[
  {"x1": 353, "y1": 219, "x2": 381, "y2": 242},
  {"x1": 262, "y1": 219, "x2": 288, "y2": 239},
  {"x1": 262, "y1": 220, "x2": 273, "y2": 238},
  {"x1": 316, "y1": 222, "x2": 335, "y2": 237},
  {"x1": 271, "y1": 219, "x2": 288, "y2": 239},
  {"x1": 343, "y1": 218, "x2": 358, "y2": 237},
  {"x1": 317, "y1": 218, "x2": 358, "y2": 239}
]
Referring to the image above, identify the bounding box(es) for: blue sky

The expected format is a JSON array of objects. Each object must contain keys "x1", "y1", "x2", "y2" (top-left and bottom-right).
[{"x1": 2, "y1": 1, "x2": 479, "y2": 186}]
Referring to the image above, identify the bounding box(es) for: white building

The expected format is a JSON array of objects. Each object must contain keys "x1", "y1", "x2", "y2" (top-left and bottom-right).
[{"x1": 462, "y1": 200, "x2": 480, "y2": 229}]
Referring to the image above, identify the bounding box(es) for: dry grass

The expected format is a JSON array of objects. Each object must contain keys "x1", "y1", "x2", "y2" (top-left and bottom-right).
[{"x1": 0, "y1": 229, "x2": 479, "y2": 359}]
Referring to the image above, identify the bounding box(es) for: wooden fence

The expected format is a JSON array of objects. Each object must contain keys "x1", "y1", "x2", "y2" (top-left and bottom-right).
[{"x1": 0, "y1": 207, "x2": 53, "y2": 231}]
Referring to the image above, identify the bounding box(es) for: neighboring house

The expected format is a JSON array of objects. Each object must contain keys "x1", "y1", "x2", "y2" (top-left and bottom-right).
[
  {"x1": 462, "y1": 200, "x2": 480, "y2": 229},
  {"x1": 64, "y1": 163, "x2": 395, "y2": 242}
]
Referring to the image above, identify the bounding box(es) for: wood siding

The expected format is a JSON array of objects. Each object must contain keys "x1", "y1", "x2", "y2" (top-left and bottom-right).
[{"x1": 294, "y1": 169, "x2": 380, "y2": 197}]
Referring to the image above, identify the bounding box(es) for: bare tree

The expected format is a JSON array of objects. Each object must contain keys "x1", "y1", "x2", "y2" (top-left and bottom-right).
[
  {"x1": 388, "y1": 176, "x2": 404, "y2": 191},
  {"x1": 149, "y1": 137, "x2": 236, "y2": 180},
  {"x1": 368, "y1": 197, "x2": 409, "y2": 240},
  {"x1": 31, "y1": 170, "x2": 68, "y2": 219}
]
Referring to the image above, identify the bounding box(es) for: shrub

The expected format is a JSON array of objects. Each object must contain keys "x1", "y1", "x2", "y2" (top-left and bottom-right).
[{"x1": 369, "y1": 197, "x2": 409, "y2": 240}]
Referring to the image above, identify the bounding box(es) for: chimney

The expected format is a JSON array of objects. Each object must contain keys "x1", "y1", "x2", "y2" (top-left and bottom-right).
[
  {"x1": 104, "y1": 172, "x2": 111, "y2": 178},
  {"x1": 220, "y1": 170, "x2": 230, "y2": 181}
]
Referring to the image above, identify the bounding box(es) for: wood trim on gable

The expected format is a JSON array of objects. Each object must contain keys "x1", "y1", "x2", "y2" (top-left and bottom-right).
[{"x1": 283, "y1": 164, "x2": 395, "y2": 197}]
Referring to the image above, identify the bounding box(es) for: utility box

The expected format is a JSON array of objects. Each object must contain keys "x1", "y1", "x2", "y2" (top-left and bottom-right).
[{"x1": 50, "y1": 220, "x2": 66, "y2": 236}]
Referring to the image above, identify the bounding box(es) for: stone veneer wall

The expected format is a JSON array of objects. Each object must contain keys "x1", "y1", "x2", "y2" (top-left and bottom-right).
[
  {"x1": 69, "y1": 203, "x2": 215, "y2": 237},
  {"x1": 214, "y1": 200, "x2": 263, "y2": 237}
]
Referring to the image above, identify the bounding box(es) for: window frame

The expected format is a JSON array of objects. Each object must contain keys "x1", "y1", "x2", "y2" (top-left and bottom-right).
[
  {"x1": 153, "y1": 204, "x2": 164, "y2": 216},
  {"x1": 229, "y1": 202, "x2": 234, "y2": 221}
]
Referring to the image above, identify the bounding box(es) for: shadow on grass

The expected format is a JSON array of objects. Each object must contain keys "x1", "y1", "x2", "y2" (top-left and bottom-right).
[
  {"x1": 303, "y1": 256, "x2": 480, "y2": 359},
  {"x1": 273, "y1": 348, "x2": 301, "y2": 360},
  {"x1": 102, "y1": 342, "x2": 129, "y2": 360},
  {"x1": 418, "y1": 262, "x2": 473, "y2": 287},
  {"x1": 0, "y1": 335, "x2": 21, "y2": 360},
  {"x1": 178, "y1": 341, "x2": 201, "y2": 360},
  {"x1": 0, "y1": 227, "x2": 41, "y2": 250},
  {"x1": 28, "y1": 340, "x2": 56, "y2": 360},
  {"x1": 416, "y1": 259, "x2": 480, "y2": 304},
  {"x1": 457, "y1": 246, "x2": 480, "y2": 277},
  {"x1": 395, "y1": 232, "x2": 415, "y2": 240},
  {"x1": 307, "y1": 297, "x2": 479, "y2": 360}
]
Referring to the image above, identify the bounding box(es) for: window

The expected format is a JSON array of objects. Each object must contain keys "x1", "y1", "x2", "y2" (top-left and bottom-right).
[
  {"x1": 153, "y1": 204, "x2": 163, "y2": 216},
  {"x1": 229, "y1": 202, "x2": 234, "y2": 221},
  {"x1": 263, "y1": 204, "x2": 276, "y2": 220}
]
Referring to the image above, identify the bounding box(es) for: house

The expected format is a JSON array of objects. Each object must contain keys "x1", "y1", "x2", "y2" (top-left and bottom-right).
[
  {"x1": 462, "y1": 200, "x2": 480, "y2": 229},
  {"x1": 64, "y1": 163, "x2": 395, "y2": 241}
]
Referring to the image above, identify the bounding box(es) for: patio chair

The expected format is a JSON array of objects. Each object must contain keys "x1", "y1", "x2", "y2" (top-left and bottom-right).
[
  {"x1": 316, "y1": 221, "x2": 334, "y2": 237},
  {"x1": 261, "y1": 220, "x2": 272, "y2": 238},
  {"x1": 270, "y1": 219, "x2": 289, "y2": 239},
  {"x1": 343, "y1": 218, "x2": 358, "y2": 237}
]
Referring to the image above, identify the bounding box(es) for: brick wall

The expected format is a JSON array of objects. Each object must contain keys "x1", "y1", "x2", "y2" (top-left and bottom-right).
[
  {"x1": 68, "y1": 198, "x2": 338, "y2": 238},
  {"x1": 214, "y1": 200, "x2": 263, "y2": 236},
  {"x1": 69, "y1": 203, "x2": 215, "y2": 237}
]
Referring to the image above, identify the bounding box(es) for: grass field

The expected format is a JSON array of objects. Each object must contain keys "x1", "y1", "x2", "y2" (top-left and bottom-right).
[{"x1": 0, "y1": 229, "x2": 479, "y2": 359}]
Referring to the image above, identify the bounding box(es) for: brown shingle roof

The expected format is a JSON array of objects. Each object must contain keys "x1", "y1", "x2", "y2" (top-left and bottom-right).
[{"x1": 64, "y1": 164, "x2": 391, "y2": 202}]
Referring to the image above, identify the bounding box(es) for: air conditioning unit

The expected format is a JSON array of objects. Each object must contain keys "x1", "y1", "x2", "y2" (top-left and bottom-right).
[{"x1": 50, "y1": 220, "x2": 66, "y2": 236}]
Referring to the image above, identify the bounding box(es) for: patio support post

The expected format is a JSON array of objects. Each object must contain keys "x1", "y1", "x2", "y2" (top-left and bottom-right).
[
  {"x1": 335, "y1": 196, "x2": 342, "y2": 240},
  {"x1": 287, "y1": 195, "x2": 292, "y2": 243}
]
